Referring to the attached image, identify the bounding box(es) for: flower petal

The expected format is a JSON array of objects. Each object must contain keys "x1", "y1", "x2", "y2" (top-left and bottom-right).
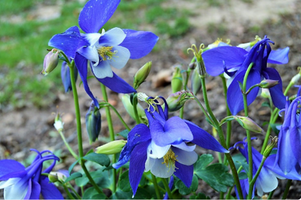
[
  {"x1": 150, "y1": 158, "x2": 174, "y2": 178},
  {"x1": 108, "y1": 46, "x2": 130, "y2": 69},
  {"x1": 184, "y1": 120, "x2": 228, "y2": 153},
  {"x1": 40, "y1": 176, "x2": 64, "y2": 199},
  {"x1": 263, "y1": 67, "x2": 286, "y2": 109},
  {"x1": 78, "y1": 0, "x2": 120, "y2": 33},
  {"x1": 78, "y1": 45, "x2": 99, "y2": 65},
  {"x1": 74, "y1": 53, "x2": 99, "y2": 107},
  {"x1": 99, "y1": 27, "x2": 126, "y2": 46},
  {"x1": 227, "y1": 70, "x2": 261, "y2": 115},
  {"x1": 268, "y1": 47, "x2": 289, "y2": 64},
  {"x1": 91, "y1": 60, "x2": 113, "y2": 79},
  {"x1": 202, "y1": 46, "x2": 247, "y2": 76},
  {"x1": 129, "y1": 141, "x2": 150, "y2": 196},
  {"x1": 173, "y1": 162, "x2": 193, "y2": 188},
  {"x1": 28, "y1": 180, "x2": 41, "y2": 199},
  {"x1": 120, "y1": 29, "x2": 159, "y2": 59},
  {"x1": 48, "y1": 26, "x2": 88, "y2": 59},
  {"x1": 0, "y1": 160, "x2": 25, "y2": 178},
  {"x1": 255, "y1": 167, "x2": 278, "y2": 196},
  {"x1": 96, "y1": 72, "x2": 136, "y2": 94},
  {"x1": 148, "y1": 140, "x2": 170, "y2": 159},
  {"x1": 172, "y1": 142, "x2": 196, "y2": 152},
  {"x1": 172, "y1": 147, "x2": 198, "y2": 166},
  {"x1": 3, "y1": 178, "x2": 28, "y2": 200}
]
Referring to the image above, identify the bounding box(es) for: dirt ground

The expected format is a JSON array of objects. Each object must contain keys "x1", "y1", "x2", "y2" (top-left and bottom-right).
[{"x1": 1, "y1": 0, "x2": 301, "y2": 198}]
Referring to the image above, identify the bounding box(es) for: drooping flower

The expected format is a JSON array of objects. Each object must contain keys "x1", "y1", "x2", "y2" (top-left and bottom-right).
[
  {"x1": 273, "y1": 87, "x2": 301, "y2": 174},
  {"x1": 232, "y1": 138, "x2": 279, "y2": 198},
  {"x1": 48, "y1": 0, "x2": 159, "y2": 107},
  {"x1": 202, "y1": 36, "x2": 289, "y2": 115},
  {"x1": 0, "y1": 149, "x2": 62, "y2": 199},
  {"x1": 113, "y1": 96, "x2": 228, "y2": 196}
]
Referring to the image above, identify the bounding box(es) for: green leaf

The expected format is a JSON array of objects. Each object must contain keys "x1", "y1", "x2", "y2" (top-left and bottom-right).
[
  {"x1": 118, "y1": 170, "x2": 131, "y2": 192},
  {"x1": 68, "y1": 159, "x2": 79, "y2": 174},
  {"x1": 232, "y1": 153, "x2": 249, "y2": 174},
  {"x1": 118, "y1": 129, "x2": 130, "y2": 139},
  {"x1": 194, "y1": 154, "x2": 234, "y2": 192},
  {"x1": 82, "y1": 187, "x2": 107, "y2": 199},
  {"x1": 113, "y1": 188, "x2": 152, "y2": 199},
  {"x1": 75, "y1": 170, "x2": 110, "y2": 188},
  {"x1": 83, "y1": 152, "x2": 110, "y2": 167},
  {"x1": 175, "y1": 175, "x2": 198, "y2": 195},
  {"x1": 189, "y1": 192, "x2": 210, "y2": 199},
  {"x1": 64, "y1": 172, "x2": 82, "y2": 183}
]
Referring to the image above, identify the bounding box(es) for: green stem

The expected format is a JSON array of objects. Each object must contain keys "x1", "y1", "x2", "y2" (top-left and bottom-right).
[
  {"x1": 268, "y1": 190, "x2": 274, "y2": 199},
  {"x1": 248, "y1": 157, "x2": 266, "y2": 198},
  {"x1": 81, "y1": 159, "x2": 104, "y2": 195},
  {"x1": 68, "y1": 185, "x2": 82, "y2": 199},
  {"x1": 108, "y1": 104, "x2": 131, "y2": 131},
  {"x1": 62, "y1": 184, "x2": 76, "y2": 199},
  {"x1": 151, "y1": 174, "x2": 161, "y2": 199},
  {"x1": 282, "y1": 179, "x2": 292, "y2": 199},
  {"x1": 100, "y1": 83, "x2": 117, "y2": 193},
  {"x1": 57, "y1": 130, "x2": 78, "y2": 160},
  {"x1": 132, "y1": 94, "x2": 141, "y2": 124},
  {"x1": 162, "y1": 178, "x2": 172, "y2": 199}
]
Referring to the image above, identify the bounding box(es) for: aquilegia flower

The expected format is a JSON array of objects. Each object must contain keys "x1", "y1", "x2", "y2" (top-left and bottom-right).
[
  {"x1": 48, "y1": 0, "x2": 158, "y2": 107},
  {"x1": 274, "y1": 87, "x2": 301, "y2": 174},
  {"x1": 113, "y1": 96, "x2": 228, "y2": 196},
  {"x1": 202, "y1": 36, "x2": 289, "y2": 115},
  {"x1": 0, "y1": 149, "x2": 62, "y2": 199},
  {"x1": 232, "y1": 138, "x2": 279, "y2": 198}
]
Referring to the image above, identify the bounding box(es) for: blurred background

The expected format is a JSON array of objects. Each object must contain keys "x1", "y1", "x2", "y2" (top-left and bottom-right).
[{"x1": 0, "y1": 0, "x2": 300, "y2": 197}]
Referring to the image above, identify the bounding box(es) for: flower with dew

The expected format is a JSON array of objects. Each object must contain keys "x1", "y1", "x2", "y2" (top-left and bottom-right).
[
  {"x1": 273, "y1": 86, "x2": 301, "y2": 174},
  {"x1": 113, "y1": 96, "x2": 228, "y2": 196},
  {"x1": 48, "y1": 0, "x2": 158, "y2": 107},
  {"x1": 0, "y1": 149, "x2": 62, "y2": 199},
  {"x1": 232, "y1": 138, "x2": 280, "y2": 198},
  {"x1": 202, "y1": 36, "x2": 289, "y2": 115}
]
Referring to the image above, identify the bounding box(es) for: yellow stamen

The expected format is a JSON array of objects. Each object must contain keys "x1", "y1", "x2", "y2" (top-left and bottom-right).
[
  {"x1": 97, "y1": 46, "x2": 117, "y2": 61},
  {"x1": 162, "y1": 148, "x2": 178, "y2": 172}
]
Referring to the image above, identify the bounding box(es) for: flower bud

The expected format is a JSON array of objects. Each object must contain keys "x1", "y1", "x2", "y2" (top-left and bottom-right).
[
  {"x1": 61, "y1": 61, "x2": 78, "y2": 92},
  {"x1": 260, "y1": 88, "x2": 270, "y2": 99},
  {"x1": 258, "y1": 79, "x2": 279, "y2": 88},
  {"x1": 234, "y1": 116, "x2": 263, "y2": 133},
  {"x1": 48, "y1": 171, "x2": 68, "y2": 183},
  {"x1": 171, "y1": 65, "x2": 183, "y2": 93},
  {"x1": 133, "y1": 61, "x2": 152, "y2": 89},
  {"x1": 207, "y1": 38, "x2": 229, "y2": 49},
  {"x1": 290, "y1": 73, "x2": 301, "y2": 85},
  {"x1": 166, "y1": 90, "x2": 193, "y2": 112},
  {"x1": 86, "y1": 101, "x2": 101, "y2": 144},
  {"x1": 262, "y1": 136, "x2": 278, "y2": 158},
  {"x1": 54, "y1": 113, "x2": 64, "y2": 132},
  {"x1": 191, "y1": 68, "x2": 202, "y2": 95},
  {"x1": 121, "y1": 94, "x2": 146, "y2": 123},
  {"x1": 95, "y1": 140, "x2": 127, "y2": 155},
  {"x1": 41, "y1": 49, "x2": 59, "y2": 76}
]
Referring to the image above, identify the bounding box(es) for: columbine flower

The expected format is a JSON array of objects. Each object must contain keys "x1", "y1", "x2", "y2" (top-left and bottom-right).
[
  {"x1": 48, "y1": 0, "x2": 158, "y2": 107},
  {"x1": 202, "y1": 36, "x2": 289, "y2": 115},
  {"x1": 232, "y1": 138, "x2": 279, "y2": 198},
  {"x1": 273, "y1": 88, "x2": 301, "y2": 174},
  {"x1": 0, "y1": 149, "x2": 62, "y2": 199},
  {"x1": 113, "y1": 96, "x2": 228, "y2": 196}
]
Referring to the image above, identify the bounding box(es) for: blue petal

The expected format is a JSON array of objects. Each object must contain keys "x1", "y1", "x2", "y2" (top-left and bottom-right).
[
  {"x1": 120, "y1": 29, "x2": 159, "y2": 59},
  {"x1": 150, "y1": 116, "x2": 193, "y2": 146},
  {"x1": 99, "y1": 27, "x2": 126, "y2": 46},
  {"x1": 0, "y1": 160, "x2": 25, "y2": 178},
  {"x1": 129, "y1": 141, "x2": 149, "y2": 196},
  {"x1": 28, "y1": 181, "x2": 41, "y2": 199},
  {"x1": 96, "y1": 72, "x2": 136, "y2": 94},
  {"x1": 263, "y1": 68, "x2": 286, "y2": 109},
  {"x1": 74, "y1": 53, "x2": 99, "y2": 107},
  {"x1": 227, "y1": 70, "x2": 261, "y2": 115},
  {"x1": 48, "y1": 26, "x2": 88, "y2": 59},
  {"x1": 40, "y1": 176, "x2": 64, "y2": 199},
  {"x1": 79, "y1": 0, "x2": 120, "y2": 33},
  {"x1": 173, "y1": 162, "x2": 193, "y2": 188},
  {"x1": 184, "y1": 120, "x2": 228, "y2": 153},
  {"x1": 202, "y1": 46, "x2": 247, "y2": 76},
  {"x1": 268, "y1": 47, "x2": 289, "y2": 64},
  {"x1": 113, "y1": 124, "x2": 151, "y2": 169},
  {"x1": 92, "y1": 60, "x2": 113, "y2": 79}
]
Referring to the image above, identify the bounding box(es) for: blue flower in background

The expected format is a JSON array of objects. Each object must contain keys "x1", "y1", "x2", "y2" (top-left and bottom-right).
[
  {"x1": 61, "y1": 61, "x2": 78, "y2": 92},
  {"x1": 202, "y1": 36, "x2": 289, "y2": 115},
  {"x1": 0, "y1": 149, "x2": 62, "y2": 199},
  {"x1": 113, "y1": 96, "x2": 228, "y2": 196},
  {"x1": 49, "y1": 0, "x2": 159, "y2": 107},
  {"x1": 274, "y1": 87, "x2": 301, "y2": 174},
  {"x1": 232, "y1": 138, "x2": 279, "y2": 198}
]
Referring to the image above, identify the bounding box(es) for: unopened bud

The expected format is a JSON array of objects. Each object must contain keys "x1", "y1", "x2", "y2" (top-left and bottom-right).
[
  {"x1": 42, "y1": 49, "x2": 59, "y2": 76},
  {"x1": 191, "y1": 68, "x2": 202, "y2": 95},
  {"x1": 86, "y1": 101, "x2": 101, "y2": 144},
  {"x1": 234, "y1": 116, "x2": 263, "y2": 133},
  {"x1": 121, "y1": 94, "x2": 146, "y2": 123},
  {"x1": 54, "y1": 113, "x2": 64, "y2": 132},
  {"x1": 260, "y1": 88, "x2": 270, "y2": 99},
  {"x1": 290, "y1": 73, "x2": 301, "y2": 85},
  {"x1": 133, "y1": 61, "x2": 152, "y2": 89},
  {"x1": 48, "y1": 171, "x2": 68, "y2": 183},
  {"x1": 263, "y1": 136, "x2": 278, "y2": 158},
  {"x1": 171, "y1": 65, "x2": 183, "y2": 93},
  {"x1": 61, "y1": 61, "x2": 78, "y2": 92},
  {"x1": 95, "y1": 140, "x2": 127, "y2": 155},
  {"x1": 258, "y1": 79, "x2": 279, "y2": 88},
  {"x1": 166, "y1": 91, "x2": 193, "y2": 112}
]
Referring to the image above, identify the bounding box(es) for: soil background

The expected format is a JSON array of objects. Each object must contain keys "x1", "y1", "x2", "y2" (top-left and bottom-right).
[{"x1": 1, "y1": 0, "x2": 301, "y2": 199}]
